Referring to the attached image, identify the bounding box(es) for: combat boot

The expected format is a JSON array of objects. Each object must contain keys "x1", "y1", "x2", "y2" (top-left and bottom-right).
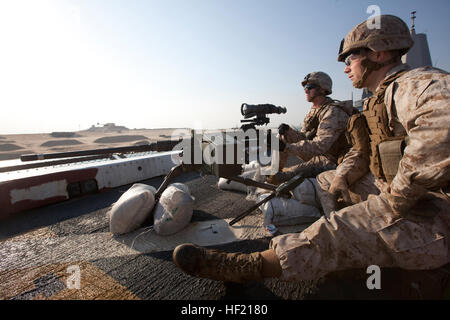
[{"x1": 173, "y1": 243, "x2": 264, "y2": 283}]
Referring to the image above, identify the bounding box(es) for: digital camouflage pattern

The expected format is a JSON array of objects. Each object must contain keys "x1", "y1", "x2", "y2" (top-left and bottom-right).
[
  {"x1": 338, "y1": 15, "x2": 413, "y2": 62},
  {"x1": 285, "y1": 98, "x2": 351, "y2": 164},
  {"x1": 335, "y1": 64, "x2": 450, "y2": 200},
  {"x1": 270, "y1": 65, "x2": 450, "y2": 281},
  {"x1": 302, "y1": 72, "x2": 333, "y2": 95},
  {"x1": 317, "y1": 170, "x2": 380, "y2": 211},
  {"x1": 271, "y1": 190, "x2": 449, "y2": 281},
  {"x1": 271, "y1": 98, "x2": 351, "y2": 184}
]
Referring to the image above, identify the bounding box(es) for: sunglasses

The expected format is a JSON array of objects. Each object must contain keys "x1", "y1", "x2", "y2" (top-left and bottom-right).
[
  {"x1": 304, "y1": 84, "x2": 319, "y2": 91},
  {"x1": 344, "y1": 50, "x2": 362, "y2": 66}
]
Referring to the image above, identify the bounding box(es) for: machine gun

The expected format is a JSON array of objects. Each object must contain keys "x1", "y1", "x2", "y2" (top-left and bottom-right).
[
  {"x1": 151, "y1": 103, "x2": 291, "y2": 226},
  {"x1": 240, "y1": 103, "x2": 287, "y2": 131},
  {"x1": 153, "y1": 131, "x2": 277, "y2": 203},
  {"x1": 152, "y1": 124, "x2": 324, "y2": 227}
]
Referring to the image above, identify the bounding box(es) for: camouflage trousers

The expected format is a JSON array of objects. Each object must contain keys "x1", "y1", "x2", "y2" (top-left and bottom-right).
[{"x1": 270, "y1": 189, "x2": 450, "y2": 282}]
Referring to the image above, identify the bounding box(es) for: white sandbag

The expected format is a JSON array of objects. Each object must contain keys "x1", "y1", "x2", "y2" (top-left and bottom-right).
[
  {"x1": 109, "y1": 183, "x2": 156, "y2": 235},
  {"x1": 243, "y1": 160, "x2": 261, "y2": 172},
  {"x1": 217, "y1": 177, "x2": 248, "y2": 193},
  {"x1": 217, "y1": 161, "x2": 263, "y2": 193},
  {"x1": 292, "y1": 178, "x2": 320, "y2": 207},
  {"x1": 169, "y1": 182, "x2": 190, "y2": 194},
  {"x1": 259, "y1": 195, "x2": 321, "y2": 227},
  {"x1": 243, "y1": 161, "x2": 266, "y2": 183},
  {"x1": 153, "y1": 183, "x2": 195, "y2": 235}
]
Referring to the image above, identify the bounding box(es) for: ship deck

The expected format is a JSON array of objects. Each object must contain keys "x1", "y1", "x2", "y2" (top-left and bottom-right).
[{"x1": 1, "y1": 171, "x2": 448, "y2": 301}]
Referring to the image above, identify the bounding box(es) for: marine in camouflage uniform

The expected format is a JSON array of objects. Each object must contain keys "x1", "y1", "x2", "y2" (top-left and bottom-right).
[
  {"x1": 172, "y1": 15, "x2": 450, "y2": 288},
  {"x1": 266, "y1": 72, "x2": 353, "y2": 184},
  {"x1": 272, "y1": 14, "x2": 450, "y2": 280}
]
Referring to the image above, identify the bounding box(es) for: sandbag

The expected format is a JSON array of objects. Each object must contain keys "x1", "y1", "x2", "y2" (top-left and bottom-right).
[
  {"x1": 153, "y1": 183, "x2": 195, "y2": 235},
  {"x1": 109, "y1": 183, "x2": 156, "y2": 235},
  {"x1": 259, "y1": 194, "x2": 321, "y2": 227},
  {"x1": 292, "y1": 178, "x2": 319, "y2": 208},
  {"x1": 217, "y1": 161, "x2": 264, "y2": 193},
  {"x1": 217, "y1": 178, "x2": 248, "y2": 193}
]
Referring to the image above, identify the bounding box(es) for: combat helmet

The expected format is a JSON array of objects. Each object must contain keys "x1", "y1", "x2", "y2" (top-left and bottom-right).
[
  {"x1": 301, "y1": 72, "x2": 332, "y2": 95},
  {"x1": 337, "y1": 15, "x2": 413, "y2": 88},
  {"x1": 338, "y1": 14, "x2": 414, "y2": 62}
]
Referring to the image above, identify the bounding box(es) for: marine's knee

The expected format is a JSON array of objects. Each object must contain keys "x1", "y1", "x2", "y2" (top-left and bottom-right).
[{"x1": 317, "y1": 170, "x2": 337, "y2": 192}]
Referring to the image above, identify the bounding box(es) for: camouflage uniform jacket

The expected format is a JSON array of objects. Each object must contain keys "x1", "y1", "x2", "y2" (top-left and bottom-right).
[
  {"x1": 285, "y1": 98, "x2": 351, "y2": 164},
  {"x1": 335, "y1": 64, "x2": 450, "y2": 199}
]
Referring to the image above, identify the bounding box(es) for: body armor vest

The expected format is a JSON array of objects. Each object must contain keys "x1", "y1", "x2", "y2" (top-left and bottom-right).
[
  {"x1": 362, "y1": 70, "x2": 408, "y2": 182},
  {"x1": 303, "y1": 98, "x2": 353, "y2": 164}
]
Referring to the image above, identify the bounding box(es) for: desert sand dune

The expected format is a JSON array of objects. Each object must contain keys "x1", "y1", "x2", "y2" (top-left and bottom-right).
[
  {"x1": 50, "y1": 132, "x2": 82, "y2": 138},
  {"x1": 0, "y1": 143, "x2": 24, "y2": 152},
  {"x1": 134, "y1": 140, "x2": 151, "y2": 146},
  {"x1": 0, "y1": 128, "x2": 191, "y2": 161},
  {"x1": 0, "y1": 150, "x2": 34, "y2": 161},
  {"x1": 40, "y1": 139, "x2": 83, "y2": 147}
]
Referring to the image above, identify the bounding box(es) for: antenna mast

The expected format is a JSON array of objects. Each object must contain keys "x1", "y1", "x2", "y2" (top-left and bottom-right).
[{"x1": 410, "y1": 11, "x2": 416, "y2": 33}]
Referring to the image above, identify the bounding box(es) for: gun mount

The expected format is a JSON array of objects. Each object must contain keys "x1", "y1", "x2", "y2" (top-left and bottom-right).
[{"x1": 151, "y1": 128, "x2": 318, "y2": 226}]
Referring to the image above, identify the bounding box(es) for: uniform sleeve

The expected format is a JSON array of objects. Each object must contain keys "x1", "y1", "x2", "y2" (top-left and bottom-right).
[
  {"x1": 335, "y1": 148, "x2": 369, "y2": 186},
  {"x1": 284, "y1": 128, "x2": 306, "y2": 144},
  {"x1": 286, "y1": 107, "x2": 349, "y2": 161},
  {"x1": 390, "y1": 72, "x2": 450, "y2": 199}
]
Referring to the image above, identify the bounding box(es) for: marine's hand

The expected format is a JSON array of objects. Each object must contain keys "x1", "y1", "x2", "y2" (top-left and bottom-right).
[
  {"x1": 279, "y1": 126, "x2": 306, "y2": 144},
  {"x1": 266, "y1": 171, "x2": 295, "y2": 185},
  {"x1": 278, "y1": 123, "x2": 290, "y2": 135},
  {"x1": 329, "y1": 175, "x2": 352, "y2": 204},
  {"x1": 384, "y1": 192, "x2": 413, "y2": 216},
  {"x1": 384, "y1": 190, "x2": 438, "y2": 219},
  {"x1": 329, "y1": 175, "x2": 347, "y2": 195}
]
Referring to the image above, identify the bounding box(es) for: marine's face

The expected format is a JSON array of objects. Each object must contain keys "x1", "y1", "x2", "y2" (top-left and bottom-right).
[
  {"x1": 304, "y1": 83, "x2": 320, "y2": 102},
  {"x1": 344, "y1": 51, "x2": 364, "y2": 88}
]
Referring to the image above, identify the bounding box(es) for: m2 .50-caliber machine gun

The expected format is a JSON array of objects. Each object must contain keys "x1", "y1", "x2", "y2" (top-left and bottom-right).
[{"x1": 152, "y1": 102, "x2": 322, "y2": 226}]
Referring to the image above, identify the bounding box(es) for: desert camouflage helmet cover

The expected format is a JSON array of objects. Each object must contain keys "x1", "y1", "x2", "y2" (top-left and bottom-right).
[
  {"x1": 301, "y1": 72, "x2": 333, "y2": 95},
  {"x1": 338, "y1": 15, "x2": 414, "y2": 62}
]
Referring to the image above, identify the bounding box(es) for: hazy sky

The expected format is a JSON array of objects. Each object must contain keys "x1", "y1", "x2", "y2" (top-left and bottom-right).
[{"x1": 1, "y1": 0, "x2": 449, "y2": 134}]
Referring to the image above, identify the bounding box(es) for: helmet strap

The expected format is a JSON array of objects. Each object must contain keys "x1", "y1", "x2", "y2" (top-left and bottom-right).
[{"x1": 354, "y1": 52, "x2": 400, "y2": 88}]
